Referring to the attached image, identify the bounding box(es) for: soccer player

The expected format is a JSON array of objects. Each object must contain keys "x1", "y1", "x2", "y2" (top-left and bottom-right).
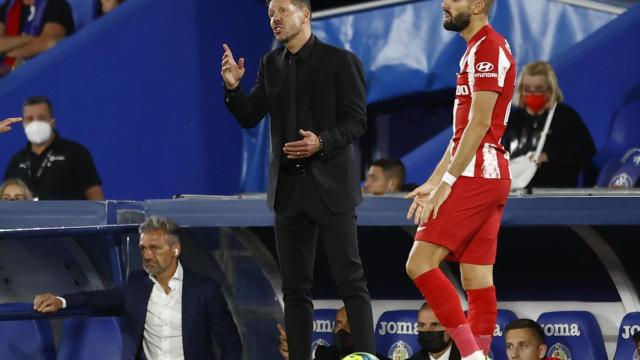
[{"x1": 404, "y1": 1, "x2": 515, "y2": 360}]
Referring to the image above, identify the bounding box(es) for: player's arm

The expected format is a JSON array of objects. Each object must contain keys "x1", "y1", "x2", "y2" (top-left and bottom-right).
[
  {"x1": 415, "y1": 91, "x2": 498, "y2": 223},
  {"x1": 428, "y1": 141, "x2": 453, "y2": 185},
  {"x1": 446, "y1": 91, "x2": 498, "y2": 177}
]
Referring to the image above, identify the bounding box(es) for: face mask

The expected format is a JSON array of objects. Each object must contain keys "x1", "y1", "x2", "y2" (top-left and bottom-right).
[
  {"x1": 24, "y1": 120, "x2": 52, "y2": 145},
  {"x1": 522, "y1": 93, "x2": 547, "y2": 114},
  {"x1": 418, "y1": 330, "x2": 451, "y2": 353},
  {"x1": 334, "y1": 329, "x2": 353, "y2": 357}
]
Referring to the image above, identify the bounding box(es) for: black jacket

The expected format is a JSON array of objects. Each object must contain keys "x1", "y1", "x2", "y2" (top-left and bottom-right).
[{"x1": 225, "y1": 35, "x2": 367, "y2": 213}]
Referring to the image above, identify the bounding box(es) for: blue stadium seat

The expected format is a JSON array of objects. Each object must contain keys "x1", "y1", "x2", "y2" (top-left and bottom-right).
[
  {"x1": 0, "y1": 303, "x2": 55, "y2": 360},
  {"x1": 490, "y1": 309, "x2": 518, "y2": 360},
  {"x1": 375, "y1": 310, "x2": 420, "y2": 359},
  {"x1": 537, "y1": 311, "x2": 607, "y2": 360},
  {"x1": 66, "y1": 0, "x2": 98, "y2": 31},
  {"x1": 613, "y1": 312, "x2": 640, "y2": 360},
  {"x1": 312, "y1": 309, "x2": 337, "y2": 355},
  {"x1": 597, "y1": 148, "x2": 640, "y2": 187},
  {"x1": 56, "y1": 317, "x2": 123, "y2": 360},
  {"x1": 596, "y1": 101, "x2": 640, "y2": 167}
]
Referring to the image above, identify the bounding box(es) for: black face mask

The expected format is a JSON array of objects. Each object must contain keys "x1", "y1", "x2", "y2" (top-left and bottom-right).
[
  {"x1": 418, "y1": 331, "x2": 451, "y2": 353},
  {"x1": 334, "y1": 329, "x2": 353, "y2": 357}
]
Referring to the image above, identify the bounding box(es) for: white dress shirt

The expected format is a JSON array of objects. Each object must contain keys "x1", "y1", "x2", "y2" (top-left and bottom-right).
[
  {"x1": 430, "y1": 344, "x2": 452, "y2": 360},
  {"x1": 143, "y1": 262, "x2": 184, "y2": 360}
]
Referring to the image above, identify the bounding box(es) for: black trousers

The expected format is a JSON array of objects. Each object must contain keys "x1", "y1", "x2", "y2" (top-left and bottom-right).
[{"x1": 274, "y1": 173, "x2": 375, "y2": 360}]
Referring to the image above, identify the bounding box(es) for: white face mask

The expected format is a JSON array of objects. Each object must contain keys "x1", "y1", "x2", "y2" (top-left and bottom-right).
[{"x1": 24, "y1": 120, "x2": 52, "y2": 145}]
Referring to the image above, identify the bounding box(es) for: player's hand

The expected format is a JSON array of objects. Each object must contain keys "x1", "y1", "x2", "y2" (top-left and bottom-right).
[
  {"x1": 420, "y1": 182, "x2": 452, "y2": 223},
  {"x1": 405, "y1": 180, "x2": 438, "y2": 224},
  {"x1": 0, "y1": 117, "x2": 22, "y2": 133},
  {"x1": 277, "y1": 323, "x2": 289, "y2": 360},
  {"x1": 221, "y1": 44, "x2": 245, "y2": 90},
  {"x1": 283, "y1": 129, "x2": 320, "y2": 159},
  {"x1": 33, "y1": 293, "x2": 63, "y2": 313}
]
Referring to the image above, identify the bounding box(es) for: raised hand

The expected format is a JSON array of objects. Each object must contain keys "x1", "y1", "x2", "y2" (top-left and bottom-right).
[
  {"x1": 0, "y1": 117, "x2": 22, "y2": 133},
  {"x1": 221, "y1": 44, "x2": 245, "y2": 90}
]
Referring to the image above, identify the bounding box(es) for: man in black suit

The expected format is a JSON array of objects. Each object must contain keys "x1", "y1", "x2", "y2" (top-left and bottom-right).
[
  {"x1": 34, "y1": 216, "x2": 243, "y2": 360},
  {"x1": 220, "y1": 0, "x2": 374, "y2": 358}
]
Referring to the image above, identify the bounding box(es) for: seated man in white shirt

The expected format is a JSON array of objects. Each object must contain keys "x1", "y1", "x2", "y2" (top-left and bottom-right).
[{"x1": 33, "y1": 216, "x2": 243, "y2": 360}]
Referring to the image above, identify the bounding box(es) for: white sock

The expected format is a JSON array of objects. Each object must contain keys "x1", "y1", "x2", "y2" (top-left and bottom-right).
[{"x1": 461, "y1": 350, "x2": 486, "y2": 360}]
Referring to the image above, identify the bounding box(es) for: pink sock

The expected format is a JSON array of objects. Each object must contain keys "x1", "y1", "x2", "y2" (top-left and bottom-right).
[
  {"x1": 413, "y1": 269, "x2": 480, "y2": 356},
  {"x1": 467, "y1": 286, "x2": 497, "y2": 355}
]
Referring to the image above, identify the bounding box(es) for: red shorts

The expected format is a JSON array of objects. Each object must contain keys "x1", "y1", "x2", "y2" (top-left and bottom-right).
[{"x1": 414, "y1": 176, "x2": 510, "y2": 265}]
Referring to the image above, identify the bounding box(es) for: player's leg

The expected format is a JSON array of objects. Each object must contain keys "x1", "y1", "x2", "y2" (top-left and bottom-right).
[
  {"x1": 407, "y1": 241, "x2": 484, "y2": 359},
  {"x1": 460, "y1": 263, "x2": 496, "y2": 355}
]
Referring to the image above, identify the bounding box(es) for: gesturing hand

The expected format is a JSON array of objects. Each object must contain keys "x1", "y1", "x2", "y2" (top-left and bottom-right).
[
  {"x1": 420, "y1": 182, "x2": 452, "y2": 224},
  {"x1": 0, "y1": 117, "x2": 22, "y2": 133},
  {"x1": 283, "y1": 129, "x2": 320, "y2": 159},
  {"x1": 405, "y1": 180, "x2": 438, "y2": 224},
  {"x1": 221, "y1": 43, "x2": 245, "y2": 90},
  {"x1": 33, "y1": 293, "x2": 63, "y2": 313}
]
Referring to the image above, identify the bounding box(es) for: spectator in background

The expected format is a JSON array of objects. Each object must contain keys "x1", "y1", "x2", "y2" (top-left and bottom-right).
[
  {"x1": 99, "y1": 0, "x2": 125, "y2": 15},
  {"x1": 364, "y1": 158, "x2": 415, "y2": 195},
  {"x1": 411, "y1": 302, "x2": 460, "y2": 360},
  {"x1": 0, "y1": 117, "x2": 21, "y2": 133},
  {"x1": 4, "y1": 96, "x2": 104, "y2": 200},
  {"x1": 504, "y1": 319, "x2": 548, "y2": 360},
  {"x1": 0, "y1": 178, "x2": 33, "y2": 200},
  {"x1": 0, "y1": 0, "x2": 75, "y2": 75},
  {"x1": 503, "y1": 61, "x2": 596, "y2": 188}
]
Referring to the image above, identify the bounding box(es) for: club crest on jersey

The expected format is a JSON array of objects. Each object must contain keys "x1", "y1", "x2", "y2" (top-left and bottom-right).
[
  {"x1": 547, "y1": 343, "x2": 571, "y2": 360},
  {"x1": 387, "y1": 341, "x2": 413, "y2": 359},
  {"x1": 476, "y1": 62, "x2": 495, "y2": 72}
]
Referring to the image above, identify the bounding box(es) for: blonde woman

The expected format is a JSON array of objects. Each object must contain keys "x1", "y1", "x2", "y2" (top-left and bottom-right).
[
  {"x1": 503, "y1": 61, "x2": 595, "y2": 187},
  {"x1": 0, "y1": 178, "x2": 33, "y2": 200}
]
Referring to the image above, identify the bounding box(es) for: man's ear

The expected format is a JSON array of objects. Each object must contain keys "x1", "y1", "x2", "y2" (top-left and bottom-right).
[
  {"x1": 538, "y1": 343, "x2": 547, "y2": 359},
  {"x1": 473, "y1": 0, "x2": 485, "y2": 15},
  {"x1": 50, "y1": 118, "x2": 56, "y2": 128},
  {"x1": 387, "y1": 178, "x2": 398, "y2": 192}
]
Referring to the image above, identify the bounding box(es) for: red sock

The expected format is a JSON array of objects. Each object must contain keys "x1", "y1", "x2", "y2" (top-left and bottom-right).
[
  {"x1": 466, "y1": 286, "x2": 497, "y2": 355},
  {"x1": 413, "y1": 269, "x2": 480, "y2": 356}
]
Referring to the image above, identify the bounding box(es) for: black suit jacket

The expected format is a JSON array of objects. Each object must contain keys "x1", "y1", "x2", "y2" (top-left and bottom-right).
[
  {"x1": 63, "y1": 269, "x2": 242, "y2": 360},
  {"x1": 225, "y1": 35, "x2": 367, "y2": 213}
]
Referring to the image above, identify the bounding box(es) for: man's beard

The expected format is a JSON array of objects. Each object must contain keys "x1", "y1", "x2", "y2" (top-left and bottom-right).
[
  {"x1": 443, "y1": 11, "x2": 471, "y2": 32},
  {"x1": 277, "y1": 27, "x2": 302, "y2": 44}
]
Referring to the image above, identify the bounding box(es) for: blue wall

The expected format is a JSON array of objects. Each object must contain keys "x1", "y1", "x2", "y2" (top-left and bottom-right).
[{"x1": 0, "y1": 0, "x2": 273, "y2": 200}]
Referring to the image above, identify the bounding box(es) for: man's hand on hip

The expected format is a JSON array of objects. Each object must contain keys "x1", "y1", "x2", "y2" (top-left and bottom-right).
[
  {"x1": 283, "y1": 129, "x2": 320, "y2": 159},
  {"x1": 220, "y1": 43, "x2": 245, "y2": 90}
]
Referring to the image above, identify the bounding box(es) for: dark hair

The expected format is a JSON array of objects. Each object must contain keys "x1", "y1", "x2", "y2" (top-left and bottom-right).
[
  {"x1": 633, "y1": 330, "x2": 640, "y2": 343},
  {"x1": 23, "y1": 96, "x2": 54, "y2": 116},
  {"x1": 371, "y1": 158, "x2": 406, "y2": 185},
  {"x1": 266, "y1": 0, "x2": 311, "y2": 10},
  {"x1": 505, "y1": 319, "x2": 545, "y2": 344},
  {"x1": 139, "y1": 216, "x2": 181, "y2": 245}
]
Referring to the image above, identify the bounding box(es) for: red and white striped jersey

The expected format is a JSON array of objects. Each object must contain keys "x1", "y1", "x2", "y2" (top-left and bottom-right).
[{"x1": 451, "y1": 25, "x2": 516, "y2": 180}]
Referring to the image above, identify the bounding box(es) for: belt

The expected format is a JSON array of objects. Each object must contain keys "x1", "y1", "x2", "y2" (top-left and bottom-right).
[{"x1": 280, "y1": 161, "x2": 309, "y2": 176}]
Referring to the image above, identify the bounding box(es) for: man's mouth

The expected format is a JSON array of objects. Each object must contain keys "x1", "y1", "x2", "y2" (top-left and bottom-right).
[
  {"x1": 273, "y1": 25, "x2": 283, "y2": 34},
  {"x1": 444, "y1": 11, "x2": 451, "y2": 21}
]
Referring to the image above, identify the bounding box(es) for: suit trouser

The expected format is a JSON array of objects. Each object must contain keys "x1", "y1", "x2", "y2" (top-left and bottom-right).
[{"x1": 274, "y1": 173, "x2": 375, "y2": 360}]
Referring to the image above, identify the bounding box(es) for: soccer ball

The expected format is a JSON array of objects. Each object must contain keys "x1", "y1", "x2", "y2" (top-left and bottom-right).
[{"x1": 342, "y1": 353, "x2": 380, "y2": 360}]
